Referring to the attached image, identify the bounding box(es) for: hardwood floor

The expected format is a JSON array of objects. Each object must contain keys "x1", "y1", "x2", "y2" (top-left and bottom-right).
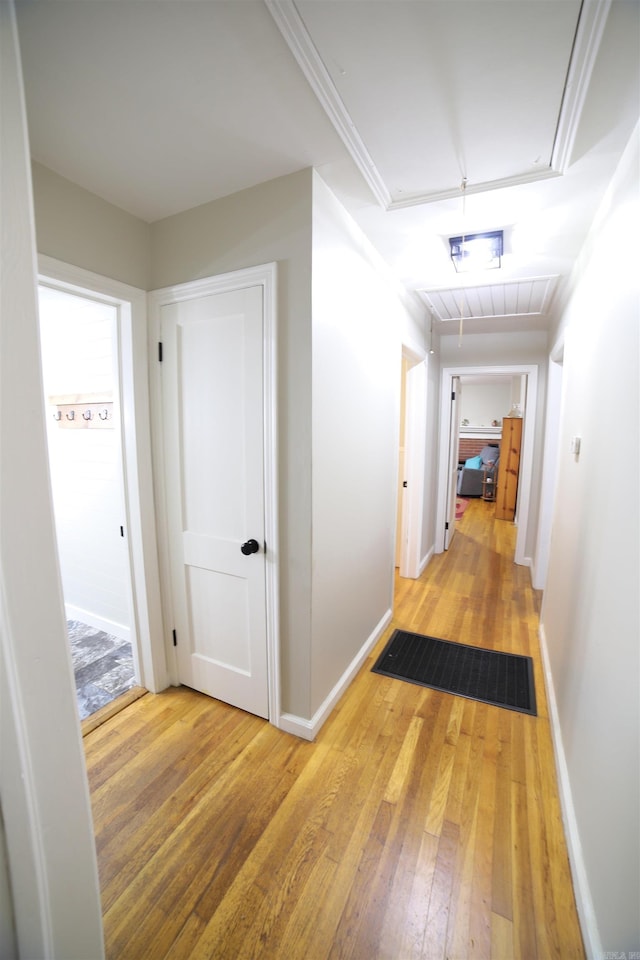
[{"x1": 83, "y1": 499, "x2": 584, "y2": 959}]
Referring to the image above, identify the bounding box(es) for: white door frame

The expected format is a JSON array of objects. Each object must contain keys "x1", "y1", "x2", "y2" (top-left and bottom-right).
[
  {"x1": 532, "y1": 339, "x2": 564, "y2": 590},
  {"x1": 444, "y1": 375, "x2": 461, "y2": 550},
  {"x1": 435, "y1": 363, "x2": 539, "y2": 566},
  {"x1": 398, "y1": 343, "x2": 427, "y2": 579},
  {"x1": 37, "y1": 255, "x2": 167, "y2": 693},
  {"x1": 148, "y1": 263, "x2": 280, "y2": 725}
]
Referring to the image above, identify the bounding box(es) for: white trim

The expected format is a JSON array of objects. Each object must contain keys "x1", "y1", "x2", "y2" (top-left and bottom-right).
[
  {"x1": 532, "y1": 356, "x2": 564, "y2": 590},
  {"x1": 148, "y1": 263, "x2": 281, "y2": 726},
  {"x1": 279, "y1": 608, "x2": 392, "y2": 741},
  {"x1": 267, "y1": 0, "x2": 610, "y2": 211},
  {"x1": 552, "y1": 0, "x2": 612, "y2": 173},
  {"x1": 435, "y1": 364, "x2": 538, "y2": 566},
  {"x1": 538, "y1": 624, "x2": 601, "y2": 959},
  {"x1": 399, "y1": 346, "x2": 427, "y2": 579},
  {"x1": 1, "y1": 7, "x2": 103, "y2": 953},
  {"x1": 418, "y1": 546, "x2": 434, "y2": 578},
  {"x1": 65, "y1": 605, "x2": 130, "y2": 644},
  {"x1": 265, "y1": 0, "x2": 391, "y2": 210},
  {"x1": 37, "y1": 256, "x2": 167, "y2": 694},
  {"x1": 387, "y1": 167, "x2": 562, "y2": 211}
]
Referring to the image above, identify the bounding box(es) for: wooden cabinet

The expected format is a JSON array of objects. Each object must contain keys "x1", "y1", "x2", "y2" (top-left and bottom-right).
[{"x1": 496, "y1": 417, "x2": 522, "y2": 521}]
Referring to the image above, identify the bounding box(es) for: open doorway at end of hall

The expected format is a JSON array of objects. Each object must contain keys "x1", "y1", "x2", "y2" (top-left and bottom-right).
[
  {"x1": 38, "y1": 283, "x2": 138, "y2": 720},
  {"x1": 435, "y1": 364, "x2": 539, "y2": 566}
]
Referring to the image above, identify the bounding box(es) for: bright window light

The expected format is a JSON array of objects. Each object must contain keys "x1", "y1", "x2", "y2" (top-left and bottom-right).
[{"x1": 449, "y1": 230, "x2": 503, "y2": 273}]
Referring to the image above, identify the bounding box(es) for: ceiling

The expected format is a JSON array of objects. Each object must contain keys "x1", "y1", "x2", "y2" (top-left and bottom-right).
[{"x1": 15, "y1": 0, "x2": 639, "y2": 335}]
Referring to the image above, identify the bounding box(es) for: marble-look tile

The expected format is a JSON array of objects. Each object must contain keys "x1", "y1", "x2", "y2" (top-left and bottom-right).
[
  {"x1": 70, "y1": 636, "x2": 122, "y2": 670},
  {"x1": 96, "y1": 661, "x2": 137, "y2": 696},
  {"x1": 76, "y1": 682, "x2": 117, "y2": 721},
  {"x1": 67, "y1": 620, "x2": 136, "y2": 719},
  {"x1": 74, "y1": 646, "x2": 131, "y2": 688}
]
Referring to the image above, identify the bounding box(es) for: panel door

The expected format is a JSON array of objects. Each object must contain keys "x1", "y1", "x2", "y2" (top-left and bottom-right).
[{"x1": 161, "y1": 285, "x2": 268, "y2": 718}]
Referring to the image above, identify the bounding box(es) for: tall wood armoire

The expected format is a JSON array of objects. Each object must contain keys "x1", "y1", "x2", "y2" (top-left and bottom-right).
[{"x1": 496, "y1": 417, "x2": 522, "y2": 521}]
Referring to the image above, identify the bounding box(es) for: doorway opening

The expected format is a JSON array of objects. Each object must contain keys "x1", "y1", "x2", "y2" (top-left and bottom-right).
[
  {"x1": 39, "y1": 284, "x2": 138, "y2": 719},
  {"x1": 435, "y1": 364, "x2": 539, "y2": 566},
  {"x1": 396, "y1": 345, "x2": 428, "y2": 579}
]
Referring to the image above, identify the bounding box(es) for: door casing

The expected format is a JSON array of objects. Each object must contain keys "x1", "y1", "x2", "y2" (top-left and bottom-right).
[
  {"x1": 38, "y1": 255, "x2": 167, "y2": 693},
  {"x1": 435, "y1": 363, "x2": 539, "y2": 566},
  {"x1": 148, "y1": 262, "x2": 280, "y2": 725},
  {"x1": 398, "y1": 344, "x2": 428, "y2": 578}
]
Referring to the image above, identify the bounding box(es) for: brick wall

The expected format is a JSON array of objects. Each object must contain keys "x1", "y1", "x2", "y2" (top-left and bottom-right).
[{"x1": 458, "y1": 438, "x2": 500, "y2": 463}]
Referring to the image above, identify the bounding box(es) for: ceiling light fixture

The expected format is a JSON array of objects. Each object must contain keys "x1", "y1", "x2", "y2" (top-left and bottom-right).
[{"x1": 449, "y1": 230, "x2": 504, "y2": 273}]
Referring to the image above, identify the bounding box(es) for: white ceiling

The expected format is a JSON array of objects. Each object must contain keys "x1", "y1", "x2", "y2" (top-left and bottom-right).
[{"x1": 15, "y1": 0, "x2": 640, "y2": 334}]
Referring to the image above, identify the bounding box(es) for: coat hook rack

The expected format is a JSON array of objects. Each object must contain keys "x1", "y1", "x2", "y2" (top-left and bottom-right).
[{"x1": 48, "y1": 395, "x2": 114, "y2": 430}]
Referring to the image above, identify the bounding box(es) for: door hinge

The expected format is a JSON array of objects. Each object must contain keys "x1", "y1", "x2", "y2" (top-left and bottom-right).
[
  {"x1": 172, "y1": 628, "x2": 177, "y2": 647},
  {"x1": 402, "y1": 480, "x2": 407, "y2": 488},
  {"x1": 120, "y1": 525, "x2": 124, "y2": 538},
  {"x1": 158, "y1": 341, "x2": 163, "y2": 362},
  {"x1": 451, "y1": 390, "x2": 456, "y2": 401},
  {"x1": 445, "y1": 521, "x2": 449, "y2": 530}
]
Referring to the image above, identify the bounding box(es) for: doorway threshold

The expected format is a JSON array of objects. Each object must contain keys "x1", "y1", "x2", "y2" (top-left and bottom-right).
[{"x1": 81, "y1": 686, "x2": 147, "y2": 737}]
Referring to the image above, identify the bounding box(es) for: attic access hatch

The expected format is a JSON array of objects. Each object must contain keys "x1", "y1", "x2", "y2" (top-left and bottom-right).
[{"x1": 420, "y1": 276, "x2": 559, "y2": 323}]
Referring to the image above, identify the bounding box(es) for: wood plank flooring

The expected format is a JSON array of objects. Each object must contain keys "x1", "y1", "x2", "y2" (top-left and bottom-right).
[{"x1": 83, "y1": 499, "x2": 584, "y2": 959}]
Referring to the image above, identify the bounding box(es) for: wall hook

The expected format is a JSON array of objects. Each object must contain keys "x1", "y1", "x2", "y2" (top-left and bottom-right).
[
  {"x1": 66, "y1": 410, "x2": 75, "y2": 421},
  {"x1": 99, "y1": 408, "x2": 109, "y2": 421},
  {"x1": 53, "y1": 410, "x2": 62, "y2": 421},
  {"x1": 82, "y1": 409, "x2": 93, "y2": 421}
]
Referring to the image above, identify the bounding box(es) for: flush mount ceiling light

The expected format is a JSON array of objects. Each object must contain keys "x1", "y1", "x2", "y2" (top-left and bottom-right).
[{"x1": 449, "y1": 230, "x2": 504, "y2": 273}]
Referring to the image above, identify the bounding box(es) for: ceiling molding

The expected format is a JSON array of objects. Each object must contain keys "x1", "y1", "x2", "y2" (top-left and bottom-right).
[
  {"x1": 387, "y1": 167, "x2": 562, "y2": 211},
  {"x1": 265, "y1": 0, "x2": 392, "y2": 208},
  {"x1": 552, "y1": 0, "x2": 612, "y2": 172},
  {"x1": 268, "y1": 0, "x2": 611, "y2": 211},
  {"x1": 419, "y1": 277, "x2": 559, "y2": 323}
]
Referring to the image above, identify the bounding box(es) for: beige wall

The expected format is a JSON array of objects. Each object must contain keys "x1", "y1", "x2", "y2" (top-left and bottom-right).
[
  {"x1": 541, "y1": 124, "x2": 639, "y2": 955},
  {"x1": 151, "y1": 169, "x2": 315, "y2": 719},
  {"x1": 31, "y1": 162, "x2": 151, "y2": 289},
  {"x1": 310, "y1": 172, "x2": 418, "y2": 714}
]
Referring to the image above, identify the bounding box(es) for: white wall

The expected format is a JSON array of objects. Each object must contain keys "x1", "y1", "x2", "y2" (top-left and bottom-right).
[
  {"x1": 541, "y1": 124, "x2": 639, "y2": 956},
  {"x1": 310, "y1": 173, "x2": 427, "y2": 715},
  {"x1": 39, "y1": 286, "x2": 130, "y2": 637},
  {"x1": 460, "y1": 381, "x2": 511, "y2": 426},
  {"x1": 0, "y1": 4, "x2": 104, "y2": 956}
]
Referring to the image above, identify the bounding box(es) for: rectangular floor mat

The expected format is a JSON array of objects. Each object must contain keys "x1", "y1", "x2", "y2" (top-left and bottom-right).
[{"x1": 372, "y1": 629, "x2": 536, "y2": 715}]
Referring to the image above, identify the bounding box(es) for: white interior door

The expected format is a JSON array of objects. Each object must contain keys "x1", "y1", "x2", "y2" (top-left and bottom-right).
[
  {"x1": 445, "y1": 376, "x2": 461, "y2": 549},
  {"x1": 161, "y1": 285, "x2": 269, "y2": 719}
]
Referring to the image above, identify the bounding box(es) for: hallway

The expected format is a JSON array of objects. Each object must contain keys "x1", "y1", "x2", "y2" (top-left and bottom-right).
[{"x1": 83, "y1": 498, "x2": 583, "y2": 959}]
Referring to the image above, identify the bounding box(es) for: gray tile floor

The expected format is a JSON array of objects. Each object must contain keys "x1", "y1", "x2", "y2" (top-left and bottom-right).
[{"x1": 67, "y1": 620, "x2": 136, "y2": 720}]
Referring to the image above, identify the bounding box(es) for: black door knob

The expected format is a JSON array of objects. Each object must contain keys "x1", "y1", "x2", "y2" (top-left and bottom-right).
[{"x1": 240, "y1": 538, "x2": 260, "y2": 556}]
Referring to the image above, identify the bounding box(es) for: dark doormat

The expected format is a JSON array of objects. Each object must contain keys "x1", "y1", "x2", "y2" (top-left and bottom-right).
[{"x1": 372, "y1": 630, "x2": 536, "y2": 715}]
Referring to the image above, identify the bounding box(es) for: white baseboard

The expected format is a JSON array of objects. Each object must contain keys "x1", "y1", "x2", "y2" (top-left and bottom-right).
[
  {"x1": 418, "y1": 546, "x2": 434, "y2": 577},
  {"x1": 65, "y1": 605, "x2": 130, "y2": 643},
  {"x1": 538, "y1": 623, "x2": 601, "y2": 959},
  {"x1": 277, "y1": 608, "x2": 392, "y2": 741}
]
